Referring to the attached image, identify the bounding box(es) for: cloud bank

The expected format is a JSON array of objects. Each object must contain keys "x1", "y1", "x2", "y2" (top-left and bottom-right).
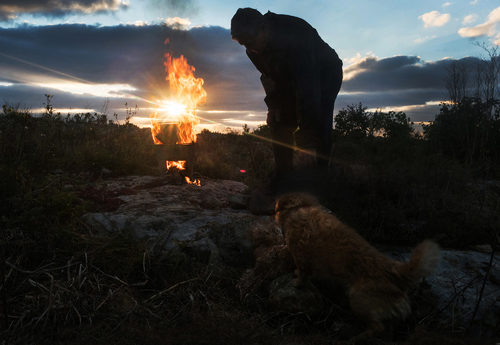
[
  {"x1": 0, "y1": 22, "x2": 476, "y2": 128},
  {"x1": 0, "y1": 0, "x2": 128, "y2": 22}
]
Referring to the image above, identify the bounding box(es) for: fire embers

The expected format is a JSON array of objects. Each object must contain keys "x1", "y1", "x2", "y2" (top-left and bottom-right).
[{"x1": 154, "y1": 143, "x2": 199, "y2": 186}]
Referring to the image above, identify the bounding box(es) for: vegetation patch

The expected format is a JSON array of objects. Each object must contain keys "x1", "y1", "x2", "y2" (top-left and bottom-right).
[{"x1": 1, "y1": 70, "x2": 499, "y2": 343}]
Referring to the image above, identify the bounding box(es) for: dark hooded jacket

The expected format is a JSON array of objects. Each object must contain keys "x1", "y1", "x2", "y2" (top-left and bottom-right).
[{"x1": 246, "y1": 11, "x2": 343, "y2": 148}]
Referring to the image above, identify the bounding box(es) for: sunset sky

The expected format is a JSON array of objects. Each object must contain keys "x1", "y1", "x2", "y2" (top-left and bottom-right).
[{"x1": 1, "y1": 0, "x2": 500, "y2": 131}]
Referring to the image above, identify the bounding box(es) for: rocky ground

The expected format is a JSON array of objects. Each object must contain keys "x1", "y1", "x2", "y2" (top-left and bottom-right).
[{"x1": 80, "y1": 175, "x2": 500, "y2": 342}]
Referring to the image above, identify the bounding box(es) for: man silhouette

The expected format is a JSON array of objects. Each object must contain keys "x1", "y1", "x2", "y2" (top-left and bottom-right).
[{"x1": 231, "y1": 8, "x2": 343, "y2": 204}]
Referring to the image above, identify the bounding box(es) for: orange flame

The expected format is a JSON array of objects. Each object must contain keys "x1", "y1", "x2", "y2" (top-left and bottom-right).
[
  {"x1": 150, "y1": 52, "x2": 207, "y2": 145},
  {"x1": 185, "y1": 177, "x2": 201, "y2": 186},
  {"x1": 150, "y1": 42, "x2": 206, "y2": 186},
  {"x1": 166, "y1": 161, "x2": 186, "y2": 170}
]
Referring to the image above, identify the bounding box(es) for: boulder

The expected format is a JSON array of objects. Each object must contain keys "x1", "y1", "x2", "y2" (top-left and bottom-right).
[{"x1": 268, "y1": 273, "x2": 324, "y2": 317}]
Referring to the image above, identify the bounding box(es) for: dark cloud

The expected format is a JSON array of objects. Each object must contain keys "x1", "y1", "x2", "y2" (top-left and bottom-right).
[
  {"x1": 0, "y1": 22, "x2": 263, "y2": 119},
  {"x1": 0, "y1": 0, "x2": 128, "y2": 22},
  {"x1": 334, "y1": 55, "x2": 483, "y2": 121},
  {"x1": 343, "y1": 55, "x2": 481, "y2": 93},
  {"x1": 0, "y1": 22, "x2": 478, "y2": 126}
]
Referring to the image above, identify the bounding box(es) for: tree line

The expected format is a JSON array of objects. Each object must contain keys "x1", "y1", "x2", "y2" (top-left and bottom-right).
[{"x1": 334, "y1": 44, "x2": 500, "y2": 177}]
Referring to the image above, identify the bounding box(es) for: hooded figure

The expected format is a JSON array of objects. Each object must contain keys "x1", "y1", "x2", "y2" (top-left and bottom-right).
[{"x1": 231, "y1": 8, "x2": 343, "y2": 182}]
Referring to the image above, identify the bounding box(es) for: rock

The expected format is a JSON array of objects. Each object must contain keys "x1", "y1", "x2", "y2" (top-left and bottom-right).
[
  {"x1": 248, "y1": 189, "x2": 276, "y2": 215},
  {"x1": 237, "y1": 218, "x2": 294, "y2": 300},
  {"x1": 473, "y1": 244, "x2": 493, "y2": 253},
  {"x1": 81, "y1": 176, "x2": 256, "y2": 247},
  {"x1": 182, "y1": 237, "x2": 222, "y2": 270},
  {"x1": 203, "y1": 213, "x2": 256, "y2": 267},
  {"x1": 199, "y1": 194, "x2": 222, "y2": 209},
  {"x1": 81, "y1": 212, "x2": 129, "y2": 233},
  {"x1": 227, "y1": 193, "x2": 250, "y2": 209},
  {"x1": 251, "y1": 217, "x2": 285, "y2": 250},
  {"x1": 268, "y1": 273, "x2": 324, "y2": 317},
  {"x1": 101, "y1": 167, "x2": 113, "y2": 175},
  {"x1": 489, "y1": 263, "x2": 500, "y2": 286},
  {"x1": 378, "y1": 244, "x2": 500, "y2": 337},
  {"x1": 238, "y1": 245, "x2": 295, "y2": 300}
]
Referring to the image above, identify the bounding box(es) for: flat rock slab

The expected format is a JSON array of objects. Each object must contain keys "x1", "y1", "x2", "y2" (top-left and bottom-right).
[
  {"x1": 377, "y1": 244, "x2": 500, "y2": 336},
  {"x1": 81, "y1": 176, "x2": 265, "y2": 265}
]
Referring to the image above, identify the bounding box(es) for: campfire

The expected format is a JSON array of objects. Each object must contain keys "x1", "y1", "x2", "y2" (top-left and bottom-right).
[{"x1": 150, "y1": 40, "x2": 207, "y2": 185}]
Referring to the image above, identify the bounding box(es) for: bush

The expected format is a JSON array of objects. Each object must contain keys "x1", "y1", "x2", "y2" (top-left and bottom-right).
[
  {"x1": 334, "y1": 103, "x2": 414, "y2": 139},
  {"x1": 195, "y1": 125, "x2": 274, "y2": 188},
  {"x1": 423, "y1": 97, "x2": 500, "y2": 176}
]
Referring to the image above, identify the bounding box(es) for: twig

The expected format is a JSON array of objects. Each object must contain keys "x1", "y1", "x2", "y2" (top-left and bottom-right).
[
  {"x1": 144, "y1": 277, "x2": 200, "y2": 303},
  {"x1": 90, "y1": 264, "x2": 128, "y2": 285},
  {"x1": 26, "y1": 181, "x2": 54, "y2": 195},
  {"x1": 437, "y1": 275, "x2": 481, "y2": 316},
  {"x1": 5, "y1": 261, "x2": 79, "y2": 275},
  {"x1": 1, "y1": 245, "x2": 8, "y2": 331},
  {"x1": 469, "y1": 231, "x2": 498, "y2": 336}
]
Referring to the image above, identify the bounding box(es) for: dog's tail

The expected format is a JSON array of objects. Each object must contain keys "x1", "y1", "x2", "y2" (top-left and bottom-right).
[{"x1": 398, "y1": 240, "x2": 440, "y2": 284}]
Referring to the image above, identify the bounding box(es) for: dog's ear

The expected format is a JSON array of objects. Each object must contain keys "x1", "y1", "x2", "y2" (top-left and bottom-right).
[
  {"x1": 275, "y1": 194, "x2": 291, "y2": 213},
  {"x1": 276, "y1": 194, "x2": 298, "y2": 212}
]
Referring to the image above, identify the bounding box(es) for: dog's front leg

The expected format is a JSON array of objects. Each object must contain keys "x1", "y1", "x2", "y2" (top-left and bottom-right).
[{"x1": 292, "y1": 256, "x2": 312, "y2": 287}]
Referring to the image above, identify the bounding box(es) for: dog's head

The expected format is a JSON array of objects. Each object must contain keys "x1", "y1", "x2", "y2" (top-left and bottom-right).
[{"x1": 275, "y1": 192, "x2": 319, "y2": 227}]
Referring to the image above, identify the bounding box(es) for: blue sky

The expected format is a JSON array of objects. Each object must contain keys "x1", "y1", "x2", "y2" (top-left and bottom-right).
[{"x1": 1, "y1": 0, "x2": 500, "y2": 131}]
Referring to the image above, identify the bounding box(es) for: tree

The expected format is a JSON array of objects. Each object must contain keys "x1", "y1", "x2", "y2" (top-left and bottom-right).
[
  {"x1": 424, "y1": 44, "x2": 500, "y2": 173},
  {"x1": 424, "y1": 97, "x2": 500, "y2": 167},
  {"x1": 334, "y1": 103, "x2": 371, "y2": 138},
  {"x1": 377, "y1": 111, "x2": 414, "y2": 139},
  {"x1": 335, "y1": 103, "x2": 413, "y2": 139},
  {"x1": 444, "y1": 58, "x2": 472, "y2": 103}
]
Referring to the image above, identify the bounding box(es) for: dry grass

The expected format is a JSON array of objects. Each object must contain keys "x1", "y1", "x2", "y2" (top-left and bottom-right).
[{"x1": 1, "y1": 105, "x2": 499, "y2": 344}]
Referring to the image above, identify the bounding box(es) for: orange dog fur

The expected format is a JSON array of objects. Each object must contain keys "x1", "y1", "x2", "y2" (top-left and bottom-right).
[{"x1": 275, "y1": 192, "x2": 440, "y2": 340}]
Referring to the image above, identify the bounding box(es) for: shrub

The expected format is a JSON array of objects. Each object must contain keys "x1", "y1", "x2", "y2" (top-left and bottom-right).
[{"x1": 334, "y1": 103, "x2": 414, "y2": 139}]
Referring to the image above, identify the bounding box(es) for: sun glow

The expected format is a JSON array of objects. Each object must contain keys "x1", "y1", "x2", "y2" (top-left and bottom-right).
[
  {"x1": 150, "y1": 51, "x2": 206, "y2": 145},
  {"x1": 157, "y1": 100, "x2": 187, "y2": 119}
]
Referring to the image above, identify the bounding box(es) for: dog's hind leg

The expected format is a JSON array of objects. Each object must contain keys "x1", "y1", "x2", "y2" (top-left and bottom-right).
[{"x1": 348, "y1": 289, "x2": 386, "y2": 340}]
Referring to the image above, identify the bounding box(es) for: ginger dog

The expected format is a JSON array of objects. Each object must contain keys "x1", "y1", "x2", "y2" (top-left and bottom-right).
[{"x1": 275, "y1": 192, "x2": 440, "y2": 340}]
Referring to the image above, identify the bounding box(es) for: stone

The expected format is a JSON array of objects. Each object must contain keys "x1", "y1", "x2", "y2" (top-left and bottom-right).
[
  {"x1": 238, "y1": 245, "x2": 295, "y2": 300},
  {"x1": 248, "y1": 189, "x2": 276, "y2": 215},
  {"x1": 378, "y1": 244, "x2": 500, "y2": 337},
  {"x1": 182, "y1": 237, "x2": 222, "y2": 270},
  {"x1": 268, "y1": 273, "x2": 324, "y2": 317},
  {"x1": 474, "y1": 244, "x2": 493, "y2": 253},
  {"x1": 101, "y1": 167, "x2": 113, "y2": 175},
  {"x1": 203, "y1": 213, "x2": 256, "y2": 267},
  {"x1": 489, "y1": 263, "x2": 500, "y2": 286},
  {"x1": 227, "y1": 193, "x2": 250, "y2": 209}
]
